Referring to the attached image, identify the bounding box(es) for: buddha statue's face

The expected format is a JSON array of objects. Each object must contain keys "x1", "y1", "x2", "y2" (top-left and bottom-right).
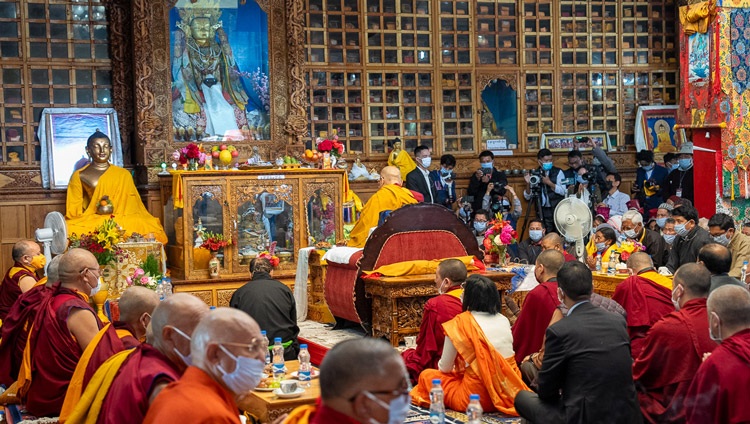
[
  {"x1": 190, "y1": 17, "x2": 212, "y2": 46},
  {"x1": 87, "y1": 137, "x2": 112, "y2": 164}
]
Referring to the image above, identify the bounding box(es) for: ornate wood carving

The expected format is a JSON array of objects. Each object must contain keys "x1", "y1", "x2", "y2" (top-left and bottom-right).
[
  {"x1": 254, "y1": 0, "x2": 269, "y2": 14},
  {"x1": 284, "y1": 0, "x2": 308, "y2": 145},
  {"x1": 217, "y1": 289, "x2": 236, "y2": 307},
  {"x1": 477, "y1": 73, "x2": 518, "y2": 91}
]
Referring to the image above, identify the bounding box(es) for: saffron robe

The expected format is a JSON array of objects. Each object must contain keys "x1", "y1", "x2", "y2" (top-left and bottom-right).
[
  {"x1": 23, "y1": 286, "x2": 102, "y2": 417},
  {"x1": 143, "y1": 366, "x2": 241, "y2": 424},
  {"x1": 684, "y1": 328, "x2": 750, "y2": 424},
  {"x1": 66, "y1": 165, "x2": 167, "y2": 243},
  {"x1": 347, "y1": 184, "x2": 417, "y2": 248},
  {"x1": 612, "y1": 271, "x2": 674, "y2": 357},
  {"x1": 58, "y1": 322, "x2": 138, "y2": 422},
  {"x1": 402, "y1": 287, "x2": 462, "y2": 384},
  {"x1": 512, "y1": 279, "x2": 559, "y2": 364},
  {"x1": 633, "y1": 298, "x2": 716, "y2": 424},
  {"x1": 411, "y1": 312, "x2": 529, "y2": 415},
  {"x1": 285, "y1": 398, "x2": 360, "y2": 424},
  {"x1": 0, "y1": 263, "x2": 37, "y2": 321},
  {"x1": 0, "y1": 284, "x2": 51, "y2": 386}
]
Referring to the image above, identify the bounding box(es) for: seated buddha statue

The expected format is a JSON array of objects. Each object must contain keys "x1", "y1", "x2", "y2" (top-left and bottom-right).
[{"x1": 65, "y1": 130, "x2": 168, "y2": 244}]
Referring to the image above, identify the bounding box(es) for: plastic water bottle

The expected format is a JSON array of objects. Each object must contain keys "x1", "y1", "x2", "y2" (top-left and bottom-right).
[
  {"x1": 161, "y1": 277, "x2": 172, "y2": 298},
  {"x1": 261, "y1": 331, "x2": 271, "y2": 366},
  {"x1": 741, "y1": 261, "x2": 748, "y2": 286},
  {"x1": 429, "y1": 379, "x2": 445, "y2": 424},
  {"x1": 297, "y1": 344, "x2": 312, "y2": 388},
  {"x1": 608, "y1": 251, "x2": 617, "y2": 275},
  {"x1": 155, "y1": 281, "x2": 165, "y2": 301},
  {"x1": 595, "y1": 253, "x2": 602, "y2": 273},
  {"x1": 466, "y1": 394, "x2": 483, "y2": 423},
  {"x1": 272, "y1": 337, "x2": 285, "y2": 382}
]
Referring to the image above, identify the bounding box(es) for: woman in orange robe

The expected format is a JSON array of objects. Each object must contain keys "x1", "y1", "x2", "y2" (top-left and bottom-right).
[{"x1": 410, "y1": 275, "x2": 528, "y2": 415}]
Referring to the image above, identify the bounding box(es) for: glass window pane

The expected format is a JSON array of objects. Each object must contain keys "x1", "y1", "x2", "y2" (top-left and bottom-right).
[
  {"x1": 27, "y1": 3, "x2": 46, "y2": 19},
  {"x1": 4, "y1": 88, "x2": 22, "y2": 103},
  {"x1": 94, "y1": 44, "x2": 108, "y2": 59},
  {"x1": 49, "y1": 5, "x2": 67, "y2": 20},
  {"x1": 77, "y1": 88, "x2": 93, "y2": 103},
  {"x1": 54, "y1": 88, "x2": 71, "y2": 104},
  {"x1": 32, "y1": 88, "x2": 49, "y2": 103},
  {"x1": 73, "y1": 24, "x2": 90, "y2": 40},
  {"x1": 28, "y1": 22, "x2": 46, "y2": 38},
  {"x1": 76, "y1": 69, "x2": 93, "y2": 85},
  {"x1": 29, "y1": 42, "x2": 47, "y2": 58},
  {"x1": 0, "y1": 21, "x2": 18, "y2": 37},
  {"x1": 96, "y1": 88, "x2": 110, "y2": 104},
  {"x1": 50, "y1": 23, "x2": 67, "y2": 39},
  {"x1": 52, "y1": 69, "x2": 69, "y2": 85},
  {"x1": 93, "y1": 25, "x2": 107, "y2": 40},
  {"x1": 0, "y1": 3, "x2": 17, "y2": 19},
  {"x1": 92, "y1": 6, "x2": 106, "y2": 21},
  {"x1": 2, "y1": 69, "x2": 22, "y2": 85},
  {"x1": 72, "y1": 5, "x2": 89, "y2": 21},
  {"x1": 51, "y1": 43, "x2": 68, "y2": 58},
  {"x1": 74, "y1": 44, "x2": 91, "y2": 59},
  {"x1": 0, "y1": 41, "x2": 19, "y2": 57},
  {"x1": 95, "y1": 70, "x2": 111, "y2": 85},
  {"x1": 31, "y1": 69, "x2": 48, "y2": 84}
]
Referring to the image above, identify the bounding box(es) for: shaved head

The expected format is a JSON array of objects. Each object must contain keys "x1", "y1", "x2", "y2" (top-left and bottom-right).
[
  {"x1": 191, "y1": 307, "x2": 262, "y2": 369},
  {"x1": 540, "y1": 233, "x2": 563, "y2": 251},
  {"x1": 12, "y1": 240, "x2": 39, "y2": 262},
  {"x1": 320, "y1": 338, "x2": 403, "y2": 400},
  {"x1": 58, "y1": 248, "x2": 99, "y2": 293},
  {"x1": 46, "y1": 254, "x2": 64, "y2": 287},
  {"x1": 626, "y1": 252, "x2": 654, "y2": 273},
  {"x1": 673, "y1": 263, "x2": 711, "y2": 298},
  {"x1": 118, "y1": 286, "x2": 160, "y2": 340},
  {"x1": 536, "y1": 249, "x2": 565, "y2": 276},
  {"x1": 380, "y1": 166, "x2": 402, "y2": 185},
  {"x1": 151, "y1": 293, "x2": 209, "y2": 350},
  {"x1": 708, "y1": 285, "x2": 750, "y2": 336}
]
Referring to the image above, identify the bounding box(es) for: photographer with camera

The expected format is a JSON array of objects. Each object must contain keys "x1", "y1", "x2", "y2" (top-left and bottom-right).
[
  {"x1": 467, "y1": 150, "x2": 509, "y2": 213},
  {"x1": 428, "y1": 154, "x2": 457, "y2": 208},
  {"x1": 482, "y1": 183, "x2": 522, "y2": 226},
  {"x1": 524, "y1": 149, "x2": 567, "y2": 234},
  {"x1": 632, "y1": 150, "x2": 669, "y2": 219}
]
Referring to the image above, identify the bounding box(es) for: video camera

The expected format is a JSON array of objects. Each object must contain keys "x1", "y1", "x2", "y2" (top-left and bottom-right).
[{"x1": 528, "y1": 169, "x2": 543, "y2": 192}]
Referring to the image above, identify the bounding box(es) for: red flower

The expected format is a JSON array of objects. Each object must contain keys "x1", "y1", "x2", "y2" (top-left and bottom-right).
[
  {"x1": 620, "y1": 251, "x2": 631, "y2": 262},
  {"x1": 318, "y1": 140, "x2": 333, "y2": 152},
  {"x1": 186, "y1": 143, "x2": 201, "y2": 159}
]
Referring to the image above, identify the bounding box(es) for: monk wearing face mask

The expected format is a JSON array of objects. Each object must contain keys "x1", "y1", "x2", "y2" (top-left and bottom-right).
[{"x1": 0, "y1": 240, "x2": 45, "y2": 321}]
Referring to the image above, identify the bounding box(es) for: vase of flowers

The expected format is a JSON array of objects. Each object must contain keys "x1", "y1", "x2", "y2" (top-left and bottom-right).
[
  {"x1": 314, "y1": 129, "x2": 345, "y2": 169},
  {"x1": 172, "y1": 143, "x2": 206, "y2": 171},
  {"x1": 482, "y1": 215, "x2": 518, "y2": 266},
  {"x1": 200, "y1": 232, "x2": 231, "y2": 278},
  {"x1": 126, "y1": 254, "x2": 163, "y2": 291},
  {"x1": 257, "y1": 250, "x2": 280, "y2": 268}
]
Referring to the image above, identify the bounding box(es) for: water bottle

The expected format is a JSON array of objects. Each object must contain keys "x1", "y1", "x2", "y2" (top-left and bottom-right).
[
  {"x1": 161, "y1": 277, "x2": 172, "y2": 298},
  {"x1": 272, "y1": 337, "x2": 285, "y2": 382},
  {"x1": 466, "y1": 394, "x2": 483, "y2": 423},
  {"x1": 608, "y1": 251, "x2": 617, "y2": 275},
  {"x1": 155, "y1": 281, "x2": 165, "y2": 301},
  {"x1": 297, "y1": 344, "x2": 312, "y2": 388},
  {"x1": 741, "y1": 261, "x2": 748, "y2": 286},
  {"x1": 429, "y1": 379, "x2": 445, "y2": 424},
  {"x1": 261, "y1": 331, "x2": 271, "y2": 366},
  {"x1": 595, "y1": 253, "x2": 602, "y2": 273}
]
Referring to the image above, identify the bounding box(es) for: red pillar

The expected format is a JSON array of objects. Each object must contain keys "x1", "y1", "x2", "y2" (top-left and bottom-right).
[{"x1": 691, "y1": 128, "x2": 721, "y2": 218}]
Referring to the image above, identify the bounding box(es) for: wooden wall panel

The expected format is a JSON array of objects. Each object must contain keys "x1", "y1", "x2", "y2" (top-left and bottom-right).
[{"x1": 0, "y1": 205, "x2": 26, "y2": 241}]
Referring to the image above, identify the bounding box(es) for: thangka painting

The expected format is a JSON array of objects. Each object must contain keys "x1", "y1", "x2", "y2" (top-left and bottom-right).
[
  {"x1": 634, "y1": 105, "x2": 685, "y2": 153},
  {"x1": 170, "y1": 0, "x2": 270, "y2": 142},
  {"x1": 689, "y1": 32, "x2": 710, "y2": 83}
]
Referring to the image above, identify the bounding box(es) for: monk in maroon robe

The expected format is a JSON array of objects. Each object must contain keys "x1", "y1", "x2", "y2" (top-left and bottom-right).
[
  {"x1": 21, "y1": 249, "x2": 103, "y2": 417},
  {"x1": 94, "y1": 293, "x2": 210, "y2": 423},
  {"x1": 0, "y1": 240, "x2": 44, "y2": 321},
  {"x1": 685, "y1": 285, "x2": 750, "y2": 424},
  {"x1": 633, "y1": 263, "x2": 716, "y2": 424},
  {"x1": 613, "y1": 252, "x2": 674, "y2": 357},
  {"x1": 539, "y1": 233, "x2": 577, "y2": 262},
  {"x1": 402, "y1": 259, "x2": 466, "y2": 384},
  {"x1": 512, "y1": 250, "x2": 565, "y2": 364}
]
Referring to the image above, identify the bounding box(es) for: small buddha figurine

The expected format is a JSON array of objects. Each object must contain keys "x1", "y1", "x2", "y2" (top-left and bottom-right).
[
  {"x1": 65, "y1": 130, "x2": 168, "y2": 243},
  {"x1": 7, "y1": 152, "x2": 20, "y2": 162},
  {"x1": 386, "y1": 137, "x2": 416, "y2": 181}
]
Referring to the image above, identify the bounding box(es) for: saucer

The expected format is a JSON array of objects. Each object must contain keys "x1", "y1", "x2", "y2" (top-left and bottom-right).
[
  {"x1": 290, "y1": 369, "x2": 320, "y2": 379},
  {"x1": 274, "y1": 387, "x2": 305, "y2": 399}
]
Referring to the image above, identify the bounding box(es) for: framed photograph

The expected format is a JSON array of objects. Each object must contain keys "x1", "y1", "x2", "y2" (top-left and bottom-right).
[
  {"x1": 38, "y1": 108, "x2": 123, "y2": 189},
  {"x1": 541, "y1": 131, "x2": 613, "y2": 152},
  {"x1": 634, "y1": 105, "x2": 685, "y2": 153}
]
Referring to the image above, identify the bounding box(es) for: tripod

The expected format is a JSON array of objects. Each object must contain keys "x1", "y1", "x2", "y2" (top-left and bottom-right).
[{"x1": 520, "y1": 188, "x2": 544, "y2": 241}]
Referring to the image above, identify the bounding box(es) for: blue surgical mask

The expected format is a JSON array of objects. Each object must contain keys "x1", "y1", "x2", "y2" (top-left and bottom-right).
[
  {"x1": 678, "y1": 158, "x2": 693, "y2": 171},
  {"x1": 674, "y1": 222, "x2": 690, "y2": 237},
  {"x1": 669, "y1": 163, "x2": 679, "y2": 171},
  {"x1": 541, "y1": 162, "x2": 553, "y2": 171},
  {"x1": 420, "y1": 157, "x2": 432, "y2": 168},
  {"x1": 365, "y1": 391, "x2": 412, "y2": 424},
  {"x1": 595, "y1": 242, "x2": 607, "y2": 252},
  {"x1": 662, "y1": 233, "x2": 676, "y2": 244},
  {"x1": 641, "y1": 164, "x2": 654, "y2": 172},
  {"x1": 480, "y1": 162, "x2": 493, "y2": 170},
  {"x1": 623, "y1": 228, "x2": 638, "y2": 239},
  {"x1": 529, "y1": 230, "x2": 544, "y2": 242},
  {"x1": 473, "y1": 221, "x2": 488, "y2": 233},
  {"x1": 440, "y1": 167, "x2": 452, "y2": 176},
  {"x1": 714, "y1": 232, "x2": 731, "y2": 247},
  {"x1": 217, "y1": 345, "x2": 266, "y2": 395},
  {"x1": 656, "y1": 217, "x2": 667, "y2": 228},
  {"x1": 171, "y1": 326, "x2": 193, "y2": 367}
]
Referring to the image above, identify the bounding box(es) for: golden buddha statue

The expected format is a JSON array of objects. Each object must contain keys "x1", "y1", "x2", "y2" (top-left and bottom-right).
[
  {"x1": 65, "y1": 130, "x2": 168, "y2": 244},
  {"x1": 386, "y1": 137, "x2": 415, "y2": 181}
]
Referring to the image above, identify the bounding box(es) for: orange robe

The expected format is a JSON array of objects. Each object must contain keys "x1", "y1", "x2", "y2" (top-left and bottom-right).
[
  {"x1": 410, "y1": 312, "x2": 529, "y2": 415},
  {"x1": 143, "y1": 366, "x2": 240, "y2": 424},
  {"x1": 347, "y1": 184, "x2": 417, "y2": 248}
]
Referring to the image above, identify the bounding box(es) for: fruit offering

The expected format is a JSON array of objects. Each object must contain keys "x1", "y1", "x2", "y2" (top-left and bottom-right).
[{"x1": 211, "y1": 144, "x2": 238, "y2": 168}]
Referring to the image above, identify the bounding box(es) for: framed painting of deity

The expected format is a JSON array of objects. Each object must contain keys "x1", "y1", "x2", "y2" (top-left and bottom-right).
[
  {"x1": 170, "y1": 0, "x2": 270, "y2": 142},
  {"x1": 634, "y1": 105, "x2": 686, "y2": 153},
  {"x1": 541, "y1": 131, "x2": 613, "y2": 152},
  {"x1": 38, "y1": 108, "x2": 123, "y2": 189}
]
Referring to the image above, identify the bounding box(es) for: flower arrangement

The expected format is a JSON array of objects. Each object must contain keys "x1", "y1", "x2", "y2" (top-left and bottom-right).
[
  {"x1": 257, "y1": 251, "x2": 280, "y2": 268},
  {"x1": 482, "y1": 214, "x2": 518, "y2": 265},
  {"x1": 172, "y1": 142, "x2": 207, "y2": 170},
  {"x1": 615, "y1": 240, "x2": 645, "y2": 263},
  {"x1": 315, "y1": 129, "x2": 345, "y2": 158},
  {"x1": 126, "y1": 268, "x2": 160, "y2": 290},
  {"x1": 199, "y1": 231, "x2": 231, "y2": 252},
  {"x1": 69, "y1": 215, "x2": 125, "y2": 266}
]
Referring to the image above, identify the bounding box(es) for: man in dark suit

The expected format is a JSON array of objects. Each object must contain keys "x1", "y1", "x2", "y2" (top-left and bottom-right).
[
  {"x1": 466, "y1": 150, "x2": 508, "y2": 213},
  {"x1": 514, "y1": 261, "x2": 642, "y2": 424},
  {"x1": 633, "y1": 149, "x2": 669, "y2": 219},
  {"x1": 405, "y1": 145, "x2": 438, "y2": 204}
]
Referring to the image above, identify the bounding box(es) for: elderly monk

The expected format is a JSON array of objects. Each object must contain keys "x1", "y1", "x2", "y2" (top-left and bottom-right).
[
  {"x1": 285, "y1": 338, "x2": 411, "y2": 424},
  {"x1": 512, "y1": 250, "x2": 565, "y2": 364},
  {"x1": 402, "y1": 259, "x2": 466, "y2": 385},
  {"x1": 65, "y1": 293, "x2": 210, "y2": 424},
  {"x1": 21, "y1": 248, "x2": 103, "y2": 417},
  {"x1": 144, "y1": 308, "x2": 267, "y2": 424},
  {"x1": 58, "y1": 286, "x2": 159, "y2": 421},
  {"x1": 0, "y1": 254, "x2": 62, "y2": 389},
  {"x1": 612, "y1": 252, "x2": 674, "y2": 357},
  {"x1": 65, "y1": 130, "x2": 167, "y2": 243},
  {"x1": 347, "y1": 165, "x2": 418, "y2": 248},
  {"x1": 633, "y1": 263, "x2": 715, "y2": 424},
  {"x1": 539, "y1": 233, "x2": 577, "y2": 262},
  {"x1": 0, "y1": 240, "x2": 45, "y2": 321},
  {"x1": 685, "y1": 285, "x2": 750, "y2": 423}
]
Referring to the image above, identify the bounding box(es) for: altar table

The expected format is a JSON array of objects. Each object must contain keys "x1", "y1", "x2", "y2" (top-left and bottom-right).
[
  {"x1": 364, "y1": 270, "x2": 513, "y2": 346},
  {"x1": 238, "y1": 360, "x2": 319, "y2": 423}
]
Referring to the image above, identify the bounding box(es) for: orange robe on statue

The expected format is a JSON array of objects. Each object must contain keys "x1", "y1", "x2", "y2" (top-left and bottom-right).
[
  {"x1": 347, "y1": 184, "x2": 417, "y2": 248},
  {"x1": 410, "y1": 312, "x2": 528, "y2": 415},
  {"x1": 66, "y1": 164, "x2": 167, "y2": 244}
]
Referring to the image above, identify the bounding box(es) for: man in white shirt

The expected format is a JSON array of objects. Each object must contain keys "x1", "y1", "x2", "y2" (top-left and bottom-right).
[
  {"x1": 602, "y1": 172, "x2": 630, "y2": 217},
  {"x1": 405, "y1": 145, "x2": 438, "y2": 203}
]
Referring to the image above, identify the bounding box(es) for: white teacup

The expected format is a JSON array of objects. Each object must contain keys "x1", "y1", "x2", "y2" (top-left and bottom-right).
[
  {"x1": 280, "y1": 380, "x2": 298, "y2": 394},
  {"x1": 404, "y1": 336, "x2": 417, "y2": 349}
]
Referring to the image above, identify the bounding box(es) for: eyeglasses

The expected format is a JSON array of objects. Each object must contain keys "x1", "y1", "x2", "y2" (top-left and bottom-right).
[
  {"x1": 460, "y1": 282, "x2": 466, "y2": 289},
  {"x1": 80, "y1": 268, "x2": 100, "y2": 278},
  {"x1": 220, "y1": 339, "x2": 267, "y2": 356},
  {"x1": 349, "y1": 379, "x2": 411, "y2": 401}
]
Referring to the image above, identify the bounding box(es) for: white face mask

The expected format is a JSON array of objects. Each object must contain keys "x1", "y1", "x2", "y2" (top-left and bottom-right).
[
  {"x1": 529, "y1": 230, "x2": 544, "y2": 242},
  {"x1": 420, "y1": 157, "x2": 431, "y2": 168},
  {"x1": 557, "y1": 287, "x2": 565, "y2": 305},
  {"x1": 217, "y1": 345, "x2": 265, "y2": 395},
  {"x1": 171, "y1": 326, "x2": 193, "y2": 367},
  {"x1": 671, "y1": 285, "x2": 682, "y2": 311},
  {"x1": 89, "y1": 276, "x2": 103, "y2": 297},
  {"x1": 709, "y1": 313, "x2": 722, "y2": 343},
  {"x1": 365, "y1": 391, "x2": 412, "y2": 424}
]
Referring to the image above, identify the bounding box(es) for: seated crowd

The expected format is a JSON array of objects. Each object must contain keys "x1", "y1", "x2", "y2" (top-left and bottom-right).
[{"x1": 2, "y1": 142, "x2": 750, "y2": 423}]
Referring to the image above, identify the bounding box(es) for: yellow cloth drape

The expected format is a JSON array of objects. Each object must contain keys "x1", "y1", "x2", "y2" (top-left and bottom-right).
[
  {"x1": 347, "y1": 184, "x2": 417, "y2": 248},
  {"x1": 679, "y1": 1, "x2": 715, "y2": 35},
  {"x1": 171, "y1": 170, "x2": 185, "y2": 209},
  {"x1": 66, "y1": 165, "x2": 167, "y2": 244},
  {"x1": 640, "y1": 270, "x2": 673, "y2": 291},
  {"x1": 388, "y1": 150, "x2": 416, "y2": 181},
  {"x1": 62, "y1": 349, "x2": 135, "y2": 424},
  {"x1": 282, "y1": 404, "x2": 316, "y2": 424},
  {"x1": 361, "y1": 256, "x2": 477, "y2": 277}
]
